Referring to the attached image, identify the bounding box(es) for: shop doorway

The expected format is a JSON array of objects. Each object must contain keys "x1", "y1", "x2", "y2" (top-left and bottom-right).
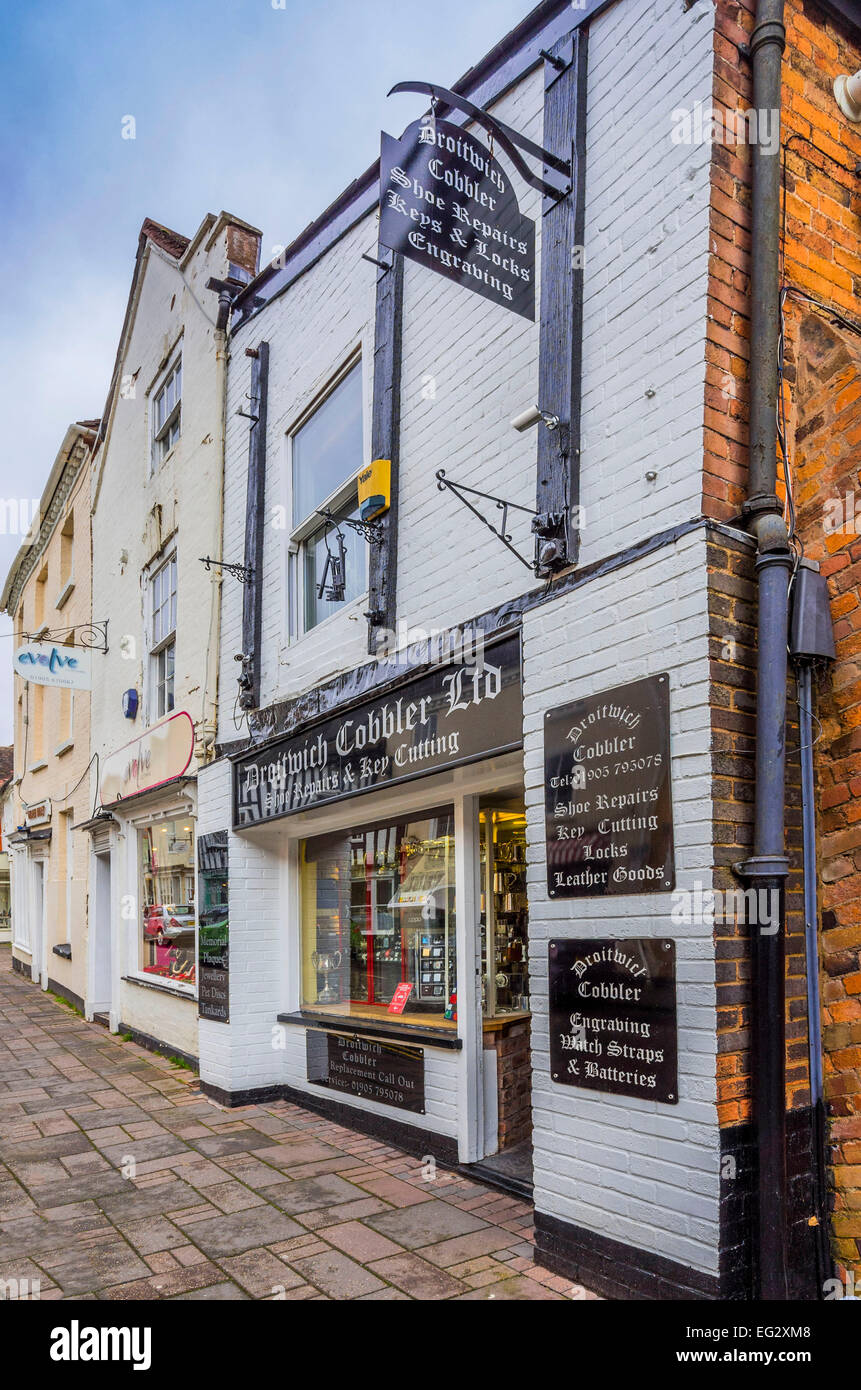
[
  {"x1": 92, "y1": 851, "x2": 113, "y2": 1013},
  {"x1": 474, "y1": 796, "x2": 533, "y2": 1192}
]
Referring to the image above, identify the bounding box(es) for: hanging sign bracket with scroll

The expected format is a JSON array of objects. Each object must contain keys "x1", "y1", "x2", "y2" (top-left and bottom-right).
[{"x1": 379, "y1": 82, "x2": 571, "y2": 320}]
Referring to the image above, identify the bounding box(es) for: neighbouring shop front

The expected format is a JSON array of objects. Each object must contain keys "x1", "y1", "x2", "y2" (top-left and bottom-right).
[{"x1": 86, "y1": 709, "x2": 200, "y2": 1061}]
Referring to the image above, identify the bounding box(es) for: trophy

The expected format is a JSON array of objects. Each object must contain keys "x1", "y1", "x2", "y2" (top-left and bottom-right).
[{"x1": 311, "y1": 949, "x2": 342, "y2": 1003}]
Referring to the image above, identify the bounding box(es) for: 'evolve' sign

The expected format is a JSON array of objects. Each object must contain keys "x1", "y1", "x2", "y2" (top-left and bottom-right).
[
  {"x1": 15, "y1": 641, "x2": 91, "y2": 690},
  {"x1": 379, "y1": 117, "x2": 535, "y2": 319}
]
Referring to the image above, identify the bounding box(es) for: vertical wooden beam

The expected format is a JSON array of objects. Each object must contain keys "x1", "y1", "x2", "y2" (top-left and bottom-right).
[
  {"x1": 239, "y1": 340, "x2": 269, "y2": 710},
  {"x1": 535, "y1": 30, "x2": 588, "y2": 575},
  {"x1": 366, "y1": 254, "x2": 404, "y2": 653}
]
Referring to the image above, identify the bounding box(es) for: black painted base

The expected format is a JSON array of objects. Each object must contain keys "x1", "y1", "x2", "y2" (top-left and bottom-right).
[
  {"x1": 117, "y1": 1022, "x2": 199, "y2": 1073},
  {"x1": 46, "y1": 977, "x2": 86, "y2": 1015},
  {"x1": 11, "y1": 955, "x2": 32, "y2": 981},
  {"x1": 199, "y1": 1077, "x2": 459, "y2": 1166},
  {"x1": 534, "y1": 1210, "x2": 721, "y2": 1300}
]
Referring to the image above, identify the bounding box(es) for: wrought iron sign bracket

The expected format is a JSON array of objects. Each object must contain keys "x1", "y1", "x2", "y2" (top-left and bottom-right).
[
  {"x1": 22, "y1": 621, "x2": 109, "y2": 654},
  {"x1": 388, "y1": 80, "x2": 571, "y2": 202},
  {"x1": 316, "y1": 508, "x2": 385, "y2": 547},
  {"x1": 436, "y1": 469, "x2": 553, "y2": 574},
  {"x1": 199, "y1": 557, "x2": 255, "y2": 584}
]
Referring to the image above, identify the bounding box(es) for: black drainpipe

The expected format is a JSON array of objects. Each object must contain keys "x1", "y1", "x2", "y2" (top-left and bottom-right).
[{"x1": 738, "y1": 0, "x2": 793, "y2": 1301}]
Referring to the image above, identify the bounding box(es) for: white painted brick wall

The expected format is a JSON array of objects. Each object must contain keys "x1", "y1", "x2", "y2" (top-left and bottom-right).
[{"x1": 523, "y1": 528, "x2": 719, "y2": 1274}]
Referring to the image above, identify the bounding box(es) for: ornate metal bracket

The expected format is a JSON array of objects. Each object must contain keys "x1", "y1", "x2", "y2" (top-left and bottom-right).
[
  {"x1": 199, "y1": 556, "x2": 255, "y2": 584},
  {"x1": 22, "y1": 622, "x2": 109, "y2": 653},
  {"x1": 435, "y1": 470, "x2": 539, "y2": 572},
  {"x1": 388, "y1": 80, "x2": 571, "y2": 200},
  {"x1": 316, "y1": 508, "x2": 385, "y2": 547}
]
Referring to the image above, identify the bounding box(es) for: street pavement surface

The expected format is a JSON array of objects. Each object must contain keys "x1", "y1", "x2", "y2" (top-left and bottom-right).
[{"x1": 0, "y1": 948, "x2": 594, "y2": 1300}]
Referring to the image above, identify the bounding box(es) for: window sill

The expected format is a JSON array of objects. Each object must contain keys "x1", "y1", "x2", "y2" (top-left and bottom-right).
[
  {"x1": 123, "y1": 974, "x2": 197, "y2": 1002},
  {"x1": 278, "y1": 1009, "x2": 463, "y2": 1051},
  {"x1": 53, "y1": 740, "x2": 74, "y2": 758},
  {"x1": 27, "y1": 760, "x2": 48, "y2": 774},
  {"x1": 54, "y1": 581, "x2": 75, "y2": 611}
]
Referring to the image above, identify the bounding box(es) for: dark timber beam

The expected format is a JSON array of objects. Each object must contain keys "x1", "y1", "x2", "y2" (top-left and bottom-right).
[
  {"x1": 239, "y1": 340, "x2": 270, "y2": 710},
  {"x1": 535, "y1": 29, "x2": 588, "y2": 575},
  {"x1": 366, "y1": 255, "x2": 404, "y2": 652}
]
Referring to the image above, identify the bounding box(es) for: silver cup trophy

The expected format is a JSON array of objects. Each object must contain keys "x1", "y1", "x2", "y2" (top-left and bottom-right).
[{"x1": 311, "y1": 949, "x2": 342, "y2": 1003}]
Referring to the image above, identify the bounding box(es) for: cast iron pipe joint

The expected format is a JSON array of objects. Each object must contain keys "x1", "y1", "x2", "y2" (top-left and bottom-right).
[{"x1": 750, "y1": 509, "x2": 792, "y2": 555}]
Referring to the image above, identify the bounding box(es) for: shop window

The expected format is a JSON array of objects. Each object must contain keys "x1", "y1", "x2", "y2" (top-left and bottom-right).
[
  {"x1": 152, "y1": 356, "x2": 182, "y2": 468},
  {"x1": 300, "y1": 808, "x2": 456, "y2": 1026},
  {"x1": 480, "y1": 804, "x2": 529, "y2": 1017},
  {"x1": 148, "y1": 554, "x2": 176, "y2": 719},
  {"x1": 288, "y1": 361, "x2": 365, "y2": 635},
  {"x1": 138, "y1": 818, "x2": 196, "y2": 987}
]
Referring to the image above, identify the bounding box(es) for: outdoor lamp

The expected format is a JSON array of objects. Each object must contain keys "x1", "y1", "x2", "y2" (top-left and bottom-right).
[{"x1": 834, "y1": 67, "x2": 861, "y2": 124}]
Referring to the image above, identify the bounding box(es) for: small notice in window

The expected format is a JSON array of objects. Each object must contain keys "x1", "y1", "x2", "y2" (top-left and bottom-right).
[{"x1": 388, "y1": 983, "x2": 413, "y2": 1014}]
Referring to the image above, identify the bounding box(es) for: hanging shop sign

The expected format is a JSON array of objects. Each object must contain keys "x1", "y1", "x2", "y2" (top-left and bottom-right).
[
  {"x1": 543, "y1": 674, "x2": 675, "y2": 897},
  {"x1": 198, "y1": 831, "x2": 229, "y2": 1024},
  {"x1": 306, "y1": 1030, "x2": 425, "y2": 1113},
  {"x1": 233, "y1": 634, "x2": 522, "y2": 827},
  {"x1": 15, "y1": 640, "x2": 92, "y2": 691},
  {"x1": 379, "y1": 117, "x2": 535, "y2": 320},
  {"x1": 99, "y1": 710, "x2": 195, "y2": 807},
  {"x1": 549, "y1": 937, "x2": 678, "y2": 1104}
]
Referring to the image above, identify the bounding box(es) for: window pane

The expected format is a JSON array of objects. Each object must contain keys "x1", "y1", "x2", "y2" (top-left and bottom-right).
[
  {"x1": 292, "y1": 364, "x2": 363, "y2": 527},
  {"x1": 303, "y1": 497, "x2": 366, "y2": 631},
  {"x1": 301, "y1": 811, "x2": 456, "y2": 1021},
  {"x1": 139, "y1": 819, "x2": 196, "y2": 986}
]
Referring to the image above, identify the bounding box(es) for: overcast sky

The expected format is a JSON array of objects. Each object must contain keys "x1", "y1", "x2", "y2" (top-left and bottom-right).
[{"x1": 0, "y1": 0, "x2": 529, "y2": 744}]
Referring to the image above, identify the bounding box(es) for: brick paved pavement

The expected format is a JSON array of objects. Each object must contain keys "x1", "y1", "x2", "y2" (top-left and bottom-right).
[{"x1": 0, "y1": 949, "x2": 596, "y2": 1301}]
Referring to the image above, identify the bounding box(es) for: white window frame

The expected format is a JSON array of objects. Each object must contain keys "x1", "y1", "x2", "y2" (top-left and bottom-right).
[
  {"x1": 130, "y1": 805, "x2": 198, "y2": 998},
  {"x1": 145, "y1": 552, "x2": 177, "y2": 722},
  {"x1": 150, "y1": 354, "x2": 182, "y2": 471},
  {"x1": 282, "y1": 353, "x2": 368, "y2": 643}
]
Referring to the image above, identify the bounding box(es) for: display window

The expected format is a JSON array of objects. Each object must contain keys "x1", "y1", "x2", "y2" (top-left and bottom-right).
[
  {"x1": 300, "y1": 807, "x2": 456, "y2": 1027},
  {"x1": 480, "y1": 803, "x2": 529, "y2": 1018},
  {"x1": 138, "y1": 817, "x2": 196, "y2": 987}
]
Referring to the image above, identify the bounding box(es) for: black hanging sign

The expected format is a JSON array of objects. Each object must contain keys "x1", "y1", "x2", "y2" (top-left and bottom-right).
[
  {"x1": 233, "y1": 634, "x2": 522, "y2": 827},
  {"x1": 544, "y1": 674, "x2": 675, "y2": 897},
  {"x1": 379, "y1": 116, "x2": 535, "y2": 319},
  {"x1": 549, "y1": 938, "x2": 678, "y2": 1104},
  {"x1": 197, "y1": 832, "x2": 229, "y2": 1023},
  {"x1": 307, "y1": 1030, "x2": 426, "y2": 1114}
]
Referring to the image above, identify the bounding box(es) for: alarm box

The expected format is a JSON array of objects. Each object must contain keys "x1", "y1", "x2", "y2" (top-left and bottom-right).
[{"x1": 357, "y1": 458, "x2": 391, "y2": 522}]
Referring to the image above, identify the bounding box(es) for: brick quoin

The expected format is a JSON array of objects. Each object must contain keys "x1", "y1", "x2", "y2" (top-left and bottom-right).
[{"x1": 707, "y1": 0, "x2": 861, "y2": 1287}]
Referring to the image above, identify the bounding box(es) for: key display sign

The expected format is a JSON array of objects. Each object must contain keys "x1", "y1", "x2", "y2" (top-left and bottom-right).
[
  {"x1": 549, "y1": 937, "x2": 678, "y2": 1104},
  {"x1": 543, "y1": 674, "x2": 675, "y2": 897}
]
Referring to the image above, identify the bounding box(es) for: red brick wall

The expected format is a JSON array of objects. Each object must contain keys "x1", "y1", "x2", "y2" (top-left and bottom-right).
[{"x1": 707, "y1": 0, "x2": 861, "y2": 1286}]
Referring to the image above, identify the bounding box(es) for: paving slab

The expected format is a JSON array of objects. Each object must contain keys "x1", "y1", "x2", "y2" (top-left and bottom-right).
[
  {"x1": 365, "y1": 1200, "x2": 491, "y2": 1249},
  {"x1": 183, "y1": 1205, "x2": 305, "y2": 1257}
]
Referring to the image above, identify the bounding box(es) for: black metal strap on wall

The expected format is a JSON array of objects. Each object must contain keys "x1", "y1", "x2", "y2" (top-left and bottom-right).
[
  {"x1": 366, "y1": 255, "x2": 404, "y2": 651},
  {"x1": 534, "y1": 30, "x2": 588, "y2": 576},
  {"x1": 239, "y1": 341, "x2": 270, "y2": 710}
]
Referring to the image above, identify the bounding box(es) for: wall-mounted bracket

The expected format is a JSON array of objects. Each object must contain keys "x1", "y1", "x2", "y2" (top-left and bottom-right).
[{"x1": 388, "y1": 80, "x2": 571, "y2": 201}]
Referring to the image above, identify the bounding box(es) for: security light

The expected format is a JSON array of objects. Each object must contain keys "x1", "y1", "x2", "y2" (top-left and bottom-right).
[
  {"x1": 511, "y1": 404, "x2": 560, "y2": 432},
  {"x1": 834, "y1": 68, "x2": 861, "y2": 124}
]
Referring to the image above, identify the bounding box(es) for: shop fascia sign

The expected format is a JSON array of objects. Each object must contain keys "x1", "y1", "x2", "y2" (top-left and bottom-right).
[
  {"x1": 233, "y1": 633, "x2": 523, "y2": 827},
  {"x1": 25, "y1": 799, "x2": 51, "y2": 827},
  {"x1": 99, "y1": 710, "x2": 195, "y2": 807},
  {"x1": 378, "y1": 80, "x2": 571, "y2": 319},
  {"x1": 15, "y1": 640, "x2": 92, "y2": 690}
]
